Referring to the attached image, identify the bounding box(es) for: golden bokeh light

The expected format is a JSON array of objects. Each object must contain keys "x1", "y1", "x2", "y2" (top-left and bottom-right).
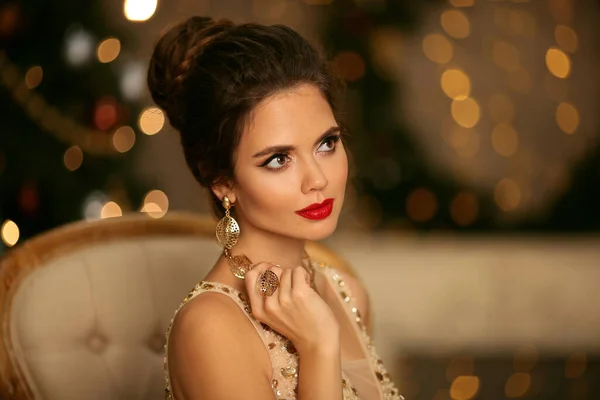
[
  {"x1": 370, "y1": 27, "x2": 403, "y2": 79},
  {"x1": 138, "y1": 107, "x2": 165, "y2": 135},
  {"x1": 446, "y1": 355, "x2": 475, "y2": 381},
  {"x1": 555, "y1": 25, "x2": 578, "y2": 53},
  {"x1": 64, "y1": 145, "x2": 83, "y2": 171},
  {"x1": 112, "y1": 126, "x2": 136, "y2": 153},
  {"x1": 449, "y1": 0, "x2": 474, "y2": 7},
  {"x1": 451, "y1": 97, "x2": 480, "y2": 128},
  {"x1": 450, "y1": 375, "x2": 480, "y2": 400},
  {"x1": 505, "y1": 373, "x2": 531, "y2": 398},
  {"x1": 492, "y1": 123, "x2": 519, "y2": 157},
  {"x1": 545, "y1": 48, "x2": 571, "y2": 78},
  {"x1": 556, "y1": 102, "x2": 579, "y2": 134},
  {"x1": 124, "y1": 0, "x2": 157, "y2": 22},
  {"x1": 1, "y1": 219, "x2": 20, "y2": 247},
  {"x1": 142, "y1": 189, "x2": 169, "y2": 218},
  {"x1": 406, "y1": 188, "x2": 437, "y2": 222},
  {"x1": 441, "y1": 10, "x2": 470, "y2": 39},
  {"x1": 507, "y1": 68, "x2": 531, "y2": 93},
  {"x1": 494, "y1": 178, "x2": 521, "y2": 211},
  {"x1": 448, "y1": 126, "x2": 479, "y2": 158},
  {"x1": 97, "y1": 37, "x2": 121, "y2": 63},
  {"x1": 565, "y1": 352, "x2": 587, "y2": 379},
  {"x1": 333, "y1": 51, "x2": 366, "y2": 82},
  {"x1": 492, "y1": 40, "x2": 520, "y2": 71},
  {"x1": 422, "y1": 34, "x2": 453, "y2": 64},
  {"x1": 100, "y1": 201, "x2": 123, "y2": 219},
  {"x1": 488, "y1": 93, "x2": 515, "y2": 123},
  {"x1": 441, "y1": 69, "x2": 471, "y2": 100},
  {"x1": 25, "y1": 66, "x2": 43, "y2": 89}
]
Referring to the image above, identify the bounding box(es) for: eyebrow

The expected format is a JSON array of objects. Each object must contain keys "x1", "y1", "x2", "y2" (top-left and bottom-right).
[{"x1": 252, "y1": 126, "x2": 341, "y2": 158}]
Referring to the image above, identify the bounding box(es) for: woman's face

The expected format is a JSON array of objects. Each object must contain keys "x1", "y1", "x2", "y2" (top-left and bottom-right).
[{"x1": 222, "y1": 83, "x2": 348, "y2": 241}]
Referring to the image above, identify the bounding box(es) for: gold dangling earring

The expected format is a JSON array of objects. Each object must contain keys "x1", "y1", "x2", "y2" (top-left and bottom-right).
[{"x1": 215, "y1": 196, "x2": 252, "y2": 279}]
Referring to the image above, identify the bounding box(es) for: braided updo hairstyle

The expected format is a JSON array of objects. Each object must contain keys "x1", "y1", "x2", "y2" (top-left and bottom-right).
[{"x1": 147, "y1": 17, "x2": 345, "y2": 217}]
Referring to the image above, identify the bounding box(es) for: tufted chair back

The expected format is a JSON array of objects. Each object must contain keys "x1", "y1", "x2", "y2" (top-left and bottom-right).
[{"x1": 0, "y1": 212, "x2": 357, "y2": 400}]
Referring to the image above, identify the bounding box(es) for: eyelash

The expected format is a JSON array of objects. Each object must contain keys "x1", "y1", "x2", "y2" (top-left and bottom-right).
[{"x1": 260, "y1": 134, "x2": 342, "y2": 171}]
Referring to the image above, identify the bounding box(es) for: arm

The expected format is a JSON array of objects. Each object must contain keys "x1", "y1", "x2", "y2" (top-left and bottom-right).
[{"x1": 297, "y1": 338, "x2": 342, "y2": 400}]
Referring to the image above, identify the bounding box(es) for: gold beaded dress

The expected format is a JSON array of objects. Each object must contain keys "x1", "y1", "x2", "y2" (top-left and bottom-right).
[{"x1": 164, "y1": 259, "x2": 404, "y2": 400}]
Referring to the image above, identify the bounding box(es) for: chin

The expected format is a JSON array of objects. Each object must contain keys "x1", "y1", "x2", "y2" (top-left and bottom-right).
[{"x1": 298, "y1": 216, "x2": 339, "y2": 241}]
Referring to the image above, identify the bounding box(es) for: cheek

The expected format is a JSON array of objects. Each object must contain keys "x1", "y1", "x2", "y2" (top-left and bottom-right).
[{"x1": 235, "y1": 169, "x2": 298, "y2": 215}]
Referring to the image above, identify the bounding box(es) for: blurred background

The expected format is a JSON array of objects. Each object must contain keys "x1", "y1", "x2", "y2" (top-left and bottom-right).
[{"x1": 1, "y1": 0, "x2": 599, "y2": 399}]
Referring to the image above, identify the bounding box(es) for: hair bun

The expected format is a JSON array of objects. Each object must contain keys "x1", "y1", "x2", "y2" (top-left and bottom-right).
[{"x1": 147, "y1": 16, "x2": 234, "y2": 129}]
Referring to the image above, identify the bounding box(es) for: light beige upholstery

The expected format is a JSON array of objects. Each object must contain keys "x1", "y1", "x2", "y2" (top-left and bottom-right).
[{"x1": 0, "y1": 212, "x2": 357, "y2": 400}]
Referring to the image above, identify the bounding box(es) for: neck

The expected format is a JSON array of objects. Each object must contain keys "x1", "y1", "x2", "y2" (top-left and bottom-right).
[{"x1": 230, "y1": 225, "x2": 306, "y2": 270}]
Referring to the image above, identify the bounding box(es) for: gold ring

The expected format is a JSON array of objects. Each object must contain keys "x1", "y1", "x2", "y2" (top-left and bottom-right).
[{"x1": 258, "y1": 270, "x2": 280, "y2": 297}]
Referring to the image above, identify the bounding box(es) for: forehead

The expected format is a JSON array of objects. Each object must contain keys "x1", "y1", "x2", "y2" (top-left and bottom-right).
[{"x1": 239, "y1": 84, "x2": 336, "y2": 152}]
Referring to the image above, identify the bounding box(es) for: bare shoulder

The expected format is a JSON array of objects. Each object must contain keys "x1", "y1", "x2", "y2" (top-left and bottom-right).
[{"x1": 167, "y1": 291, "x2": 274, "y2": 399}]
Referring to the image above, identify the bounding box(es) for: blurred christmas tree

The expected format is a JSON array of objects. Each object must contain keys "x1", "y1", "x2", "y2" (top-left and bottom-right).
[
  {"x1": 320, "y1": 0, "x2": 600, "y2": 232},
  {"x1": 0, "y1": 0, "x2": 151, "y2": 253}
]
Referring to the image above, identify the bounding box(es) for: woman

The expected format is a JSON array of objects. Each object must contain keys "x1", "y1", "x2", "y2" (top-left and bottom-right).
[{"x1": 147, "y1": 16, "x2": 403, "y2": 400}]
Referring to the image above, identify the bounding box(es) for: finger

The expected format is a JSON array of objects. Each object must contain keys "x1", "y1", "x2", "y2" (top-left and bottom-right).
[
  {"x1": 292, "y1": 266, "x2": 310, "y2": 291},
  {"x1": 278, "y1": 268, "x2": 293, "y2": 305}
]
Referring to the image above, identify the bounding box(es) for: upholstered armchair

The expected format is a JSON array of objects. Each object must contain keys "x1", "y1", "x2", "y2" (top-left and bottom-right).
[{"x1": 0, "y1": 212, "x2": 357, "y2": 400}]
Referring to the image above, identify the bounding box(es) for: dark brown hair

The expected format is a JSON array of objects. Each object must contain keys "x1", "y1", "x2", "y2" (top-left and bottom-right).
[{"x1": 147, "y1": 16, "x2": 345, "y2": 217}]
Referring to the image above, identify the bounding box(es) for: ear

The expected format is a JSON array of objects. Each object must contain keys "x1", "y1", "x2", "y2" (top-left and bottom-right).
[{"x1": 211, "y1": 182, "x2": 236, "y2": 205}]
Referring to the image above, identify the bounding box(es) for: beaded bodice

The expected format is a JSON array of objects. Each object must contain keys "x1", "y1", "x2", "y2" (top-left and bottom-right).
[{"x1": 164, "y1": 260, "x2": 404, "y2": 400}]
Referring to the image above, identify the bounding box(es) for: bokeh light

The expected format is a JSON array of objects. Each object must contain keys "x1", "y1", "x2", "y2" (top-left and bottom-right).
[
  {"x1": 423, "y1": 34, "x2": 453, "y2": 64},
  {"x1": 112, "y1": 126, "x2": 136, "y2": 153},
  {"x1": 124, "y1": 0, "x2": 157, "y2": 22},
  {"x1": 97, "y1": 37, "x2": 121, "y2": 63},
  {"x1": 492, "y1": 40, "x2": 520, "y2": 71},
  {"x1": 451, "y1": 97, "x2": 480, "y2": 128},
  {"x1": 138, "y1": 107, "x2": 165, "y2": 135},
  {"x1": 556, "y1": 102, "x2": 579, "y2": 134},
  {"x1": 505, "y1": 373, "x2": 531, "y2": 398},
  {"x1": 100, "y1": 201, "x2": 123, "y2": 219},
  {"x1": 142, "y1": 189, "x2": 169, "y2": 218},
  {"x1": 491, "y1": 123, "x2": 519, "y2": 157},
  {"x1": 450, "y1": 375, "x2": 479, "y2": 400},
  {"x1": 555, "y1": 25, "x2": 578, "y2": 53},
  {"x1": 450, "y1": 192, "x2": 479, "y2": 226},
  {"x1": 494, "y1": 178, "x2": 521, "y2": 211},
  {"x1": 441, "y1": 69, "x2": 471, "y2": 100},
  {"x1": 65, "y1": 28, "x2": 94, "y2": 66},
  {"x1": 545, "y1": 48, "x2": 571, "y2": 78},
  {"x1": 25, "y1": 66, "x2": 43, "y2": 89},
  {"x1": 406, "y1": 188, "x2": 437, "y2": 222},
  {"x1": 1, "y1": 219, "x2": 20, "y2": 247},
  {"x1": 333, "y1": 51, "x2": 366, "y2": 82},
  {"x1": 441, "y1": 10, "x2": 470, "y2": 39},
  {"x1": 64, "y1": 145, "x2": 83, "y2": 171}
]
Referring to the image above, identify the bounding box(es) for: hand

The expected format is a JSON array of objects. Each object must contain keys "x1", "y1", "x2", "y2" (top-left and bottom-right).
[{"x1": 244, "y1": 263, "x2": 340, "y2": 353}]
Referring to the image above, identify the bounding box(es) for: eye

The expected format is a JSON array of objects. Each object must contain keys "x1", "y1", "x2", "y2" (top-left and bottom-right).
[
  {"x1": 262, "y1": 154, "x2": 290, "y2": 170},
  {"x1": 317, "y1": 135, "x2": 341, "y2": 153}
]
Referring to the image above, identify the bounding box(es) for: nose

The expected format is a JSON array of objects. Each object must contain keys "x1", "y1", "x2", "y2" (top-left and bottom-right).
[{"x1": 301, "y1": 157, "x2": 328, "y2": 194}]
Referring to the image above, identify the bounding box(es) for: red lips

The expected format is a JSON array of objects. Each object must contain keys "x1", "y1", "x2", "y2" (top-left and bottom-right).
[{"x1": 295, "y1": 198, "x2": 334, "y2": 220}]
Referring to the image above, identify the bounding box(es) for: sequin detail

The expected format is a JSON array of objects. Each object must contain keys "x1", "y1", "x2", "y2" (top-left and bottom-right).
[{"x1": 315, "y1": 261, "x2": 405, "y2": 400}]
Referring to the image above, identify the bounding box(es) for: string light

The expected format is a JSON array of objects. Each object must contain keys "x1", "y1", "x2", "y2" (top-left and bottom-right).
[
  {"x1": 0, "y1": 50, "x2": 138, "y2": 155},
  {"x1": 25, "y1": 66, "x2": 43, "y2": 89},
  {"x1": 441, "y1": 69, "x2": 471, "y2": 100},
  {"x1": 64, "y1": 145, "x2": 83, "y2": 171},
  {"x1": 441, "y1": 10, "x2": 470, "y2": 39},
  {"x1": 141, "y1": 189, "x2": 169, "y2": 218},
  {"x1": 138, "y1": 107, "x2": 165, "y2": 135},
  {"x1": 112, "y1": 126, "x2": 136, "y2": 153},
  {"x1": 505, "y1": 373, "x2": 531, "y2": 398},
  {"x1": 97, "y1": 37, "x2": 121, "y2": 63},
  {"x1": 450, "y1": 375, "x2": 479, "y2": 400},
  {"x1": 124, "y1": 0, "x2": 157, "y2": 22},
  {"x1": 100, "y1": 201, "x2": 123, "y2": 218},
  {"x1": 556, "y1": 102, "x2": 579, "y2": 134},
  {"x1": 545, "y1": 48, "x2": 571, "y2": 78},
  {"x1": 451, "y1": 97, "x2": 480, "y2": 128},
  {"x1": 422, "y1": 33, "x2": 453, "y2": 64},
  {"x1": 1, "y1": 220, "x2": 19, "y2": 247}
]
